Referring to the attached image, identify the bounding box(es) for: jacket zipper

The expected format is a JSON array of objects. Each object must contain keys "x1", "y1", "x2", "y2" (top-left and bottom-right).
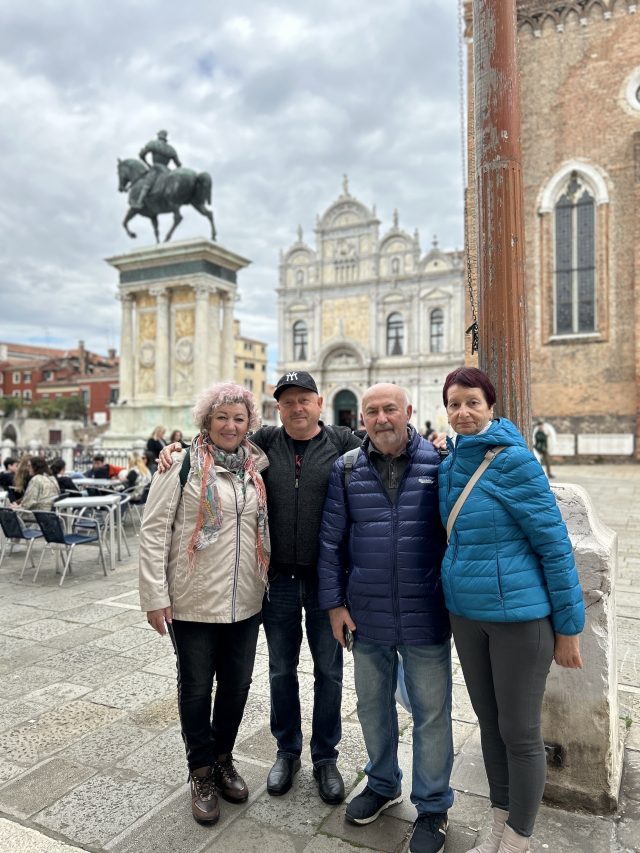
[
  {"x1": 368, "y1": 454, "x2": 410, "y2": 646},
  {"x1": 293, "y1": 444, "x2": 300, "y2": 567},
  {"x1": 231, "y1": 480, "x2": 241, "y2": 622}
]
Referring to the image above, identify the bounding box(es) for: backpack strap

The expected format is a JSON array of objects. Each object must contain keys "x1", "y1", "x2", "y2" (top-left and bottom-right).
[
  {"x1": 341, "y1": 447, "x2": 361, "y2": 492},
  {"x1": 446, "y1": 446, "x2": 506, "y2": 544},
  {"x1": 179, "y1": 451, "x2": 191, "y2": 490}
]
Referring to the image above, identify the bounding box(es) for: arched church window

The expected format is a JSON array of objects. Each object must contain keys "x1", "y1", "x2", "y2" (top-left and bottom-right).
[
  {"x1": 293, "y1": 321, "x2": 308, "y2": 360},
  {"x1": 295, "y1": 269, "x2": 304, "y2": 286},
  {"x1": 391, "y1": 257, "x2": 400, "y2": 275},
  {"x1": 554, "y1": 172, "x2": 596, "y2": 334},
  {"x1": 430, "y1": 308, "x2": 444, "y2": 353},
  {"x1": 386, "y1": 313, "x2": 404, "y2": 356}
]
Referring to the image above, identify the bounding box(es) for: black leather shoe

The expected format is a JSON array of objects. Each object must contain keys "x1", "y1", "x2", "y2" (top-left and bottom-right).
[
  {"x1": 267, "y1": 756, "x2": 301, "y2": 796},
  {"x1": 313, "y1": 763, "x2": 345, "y2": 804}
]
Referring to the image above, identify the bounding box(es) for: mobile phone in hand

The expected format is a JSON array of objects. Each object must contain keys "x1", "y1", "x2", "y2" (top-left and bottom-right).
[{"x1": 343, "y1": 625, "x2": 354, "y2": 652}]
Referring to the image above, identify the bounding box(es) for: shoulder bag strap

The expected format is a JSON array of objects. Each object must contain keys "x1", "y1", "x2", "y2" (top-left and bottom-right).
[{"x1": 446, "y1": 446, "x2": 506, "y2": 544}]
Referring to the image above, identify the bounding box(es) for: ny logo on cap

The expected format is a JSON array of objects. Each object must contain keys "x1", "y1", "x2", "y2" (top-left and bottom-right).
[{"x1": 286, "y1": 372, "x2": 298, "y2": 381}]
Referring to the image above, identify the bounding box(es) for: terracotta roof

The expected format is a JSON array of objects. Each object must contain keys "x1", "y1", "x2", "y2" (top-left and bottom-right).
[{"x1": 0, "y1": 342, "x2": 67, "y2": 358}]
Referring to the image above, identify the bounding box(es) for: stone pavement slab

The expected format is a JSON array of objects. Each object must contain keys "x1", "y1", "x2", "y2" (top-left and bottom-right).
[{"x1": 0, "y1": 818, "x2": 84, "y2": 853}]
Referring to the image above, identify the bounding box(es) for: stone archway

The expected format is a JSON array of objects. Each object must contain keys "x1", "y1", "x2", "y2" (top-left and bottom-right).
[
  {"x1": 2, "y1": 423, "x2": 18, "y2": 444},
  {"x1": 333, "y1": 389, "x2": 358, "y2": 430}
]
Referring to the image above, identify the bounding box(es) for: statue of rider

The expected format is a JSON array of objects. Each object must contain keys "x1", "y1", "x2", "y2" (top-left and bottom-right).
[{"x1": 133, "y1": 130, "x2": 182, "y2": 210}]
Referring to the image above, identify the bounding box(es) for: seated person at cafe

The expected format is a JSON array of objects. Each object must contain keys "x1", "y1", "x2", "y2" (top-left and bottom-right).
[
  {"x1": 0, "y1": 457, "x2": 18, "y2": 501},
  {"x1": 12, "y1": 457, "x2": 60, "y2": 516},
  {"x1": 85, "y1": 454, "x2": 124, "y2": 480},
  {"x1": 49, "y1": 457, "x2": 80, "y2": 494}
]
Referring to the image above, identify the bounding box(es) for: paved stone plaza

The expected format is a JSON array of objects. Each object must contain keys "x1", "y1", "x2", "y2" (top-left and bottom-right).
[{"x1": 0, "y1": 464, "x2": 638, "y2": 852}]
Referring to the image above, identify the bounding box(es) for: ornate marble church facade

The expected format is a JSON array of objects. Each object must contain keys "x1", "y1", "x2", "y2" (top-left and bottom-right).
[{"x1": 277, "y1": 181, "x2": 465, "y2": 430}]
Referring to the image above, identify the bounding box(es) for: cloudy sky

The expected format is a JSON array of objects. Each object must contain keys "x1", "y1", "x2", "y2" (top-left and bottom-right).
[{"x1": 0, "y1": 0, "x2": 464, "y2": 379}]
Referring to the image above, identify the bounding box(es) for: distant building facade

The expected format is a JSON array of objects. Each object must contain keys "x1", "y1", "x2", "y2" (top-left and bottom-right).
[
  {"x1": 464, "y1": 0, "x2": 640, "y2": 458},
  {"x1": 277, "y1": 180, "x2": 465, "y2": 428},
  {"x1": 233, "y1": 319, "x2": 267, "y2": 396},
  {"x1": 0, "y1": 341, "x2": 119, "y2": 426}
]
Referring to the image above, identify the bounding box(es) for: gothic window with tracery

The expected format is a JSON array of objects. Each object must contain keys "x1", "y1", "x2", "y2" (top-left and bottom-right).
[
  {"x1": 296, "y1": 269, "x2": 304, "y2": 286},
  {"x1": 554, "y1": 172, "x2": 596, "y2": 335},
  {"x1": 391, "y1": 257, "x2": 400, "y2": 275},
  {"x1": 293, "y1": 320, "x2": 308, "y2": 360},
  {"x1": 430, "y1": 308, "x2": 444, "y2": 353},
  {"x1": 386, "y1": 312, "x2": 404, "y2": 356}
]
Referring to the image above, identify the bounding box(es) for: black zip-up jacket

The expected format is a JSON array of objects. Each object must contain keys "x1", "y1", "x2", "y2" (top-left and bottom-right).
[{"x1": 251, "y1": 423, "x2": 361, "y2": 579}]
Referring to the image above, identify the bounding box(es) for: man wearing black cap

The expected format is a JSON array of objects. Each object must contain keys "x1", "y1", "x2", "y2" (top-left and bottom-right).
[
  {"x1": 256, "y1": 370, "x2": 360, "y2": 803},
  {"x1": 157, "y1": 370, "x2": 360, "y2": 804}
]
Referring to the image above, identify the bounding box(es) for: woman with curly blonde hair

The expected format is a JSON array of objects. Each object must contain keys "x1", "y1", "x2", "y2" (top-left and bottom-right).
[{"x1": 139, "y1": 381, "x2": 269, "y2": 825}]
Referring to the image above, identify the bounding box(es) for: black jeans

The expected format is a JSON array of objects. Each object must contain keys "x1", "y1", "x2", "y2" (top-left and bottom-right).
[
  {"x1": 450, "y1": 614, "x2": 554, "y2": 837},
  {"x1": 169, "y1": 614, "x2": 260, "y2": 771}
]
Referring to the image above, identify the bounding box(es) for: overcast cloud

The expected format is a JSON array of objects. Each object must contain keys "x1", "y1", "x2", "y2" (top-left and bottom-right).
[{"x1": 0, "y1": 0, "x2": 464, "y2": 378}]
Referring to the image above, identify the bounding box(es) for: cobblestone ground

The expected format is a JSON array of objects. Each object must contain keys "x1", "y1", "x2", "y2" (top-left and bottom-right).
[{"x1": 0, "y1": 464, "x2": 637, "y2": 852}]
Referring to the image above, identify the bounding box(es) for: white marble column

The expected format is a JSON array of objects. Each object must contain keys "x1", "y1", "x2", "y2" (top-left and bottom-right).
[
  {"x1": 221, "y1": 292, "x2": 235, "y2": 380},
  {"x1": 207, "y1": 292, "x2": 221, "y2": 382},
  {"x1": 118, "y1": 292, "x2": 134, "y2": 402},
  {"x1": 151, "y1": 286, "x2": 170, "y2": 401},
  {"x1": 193, "y1": 284, "x2": 210, "y2": 391}
]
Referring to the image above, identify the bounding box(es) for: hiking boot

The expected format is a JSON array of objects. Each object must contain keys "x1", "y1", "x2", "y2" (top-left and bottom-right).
[
  {"x1": 345, "y1": 785, "x2": 402, "y2": 825},
  {"x1": 189, "y1": 766, "x2": 220, "y2": 824},
  {"x1": 409, "y1": 812, "x2": 448, "y2": 853},
  {"x1": 214, "y1": 753, "x2": 249, "y2": 803}
]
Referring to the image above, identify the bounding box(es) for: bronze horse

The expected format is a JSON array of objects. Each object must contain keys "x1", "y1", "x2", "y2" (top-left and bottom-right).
[{"x1": 117, "y1": 158, "x2": 216, "y2": 243}]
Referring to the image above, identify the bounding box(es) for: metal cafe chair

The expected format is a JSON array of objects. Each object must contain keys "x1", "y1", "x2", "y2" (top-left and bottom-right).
[
  {"x1": 32, "y1": 510, "x2": 107, "y2": 587},
  {"x1": 0, "y1": 507, "x2": 44, "y2": 578}
]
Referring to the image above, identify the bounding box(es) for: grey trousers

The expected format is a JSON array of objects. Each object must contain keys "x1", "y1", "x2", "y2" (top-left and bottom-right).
[{"x1": 450, "y1": 614, "x2": 554, "y2": 837}]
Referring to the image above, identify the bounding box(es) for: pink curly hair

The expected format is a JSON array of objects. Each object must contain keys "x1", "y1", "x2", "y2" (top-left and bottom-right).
[{"x1": 192, "y1": 380, "x2": 261, "y2": 433}]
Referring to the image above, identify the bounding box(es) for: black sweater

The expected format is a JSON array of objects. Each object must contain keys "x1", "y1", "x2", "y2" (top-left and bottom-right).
[{"x1": 251, "y1": 423, "x2": 360, "y2": 578}]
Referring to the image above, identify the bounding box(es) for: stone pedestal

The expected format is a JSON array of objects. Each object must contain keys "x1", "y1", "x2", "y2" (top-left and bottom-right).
[
  {"x1": 542, "y1": 483, "x2": 623, "y2": 812},
  {"x1": 104, "y1": 238, "x2": 250, "y2": 446}
]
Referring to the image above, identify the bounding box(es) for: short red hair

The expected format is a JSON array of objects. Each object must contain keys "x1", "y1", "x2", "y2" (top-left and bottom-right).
[{"x1": 443, "y1": 367, "x2": 497, "y2": 408}]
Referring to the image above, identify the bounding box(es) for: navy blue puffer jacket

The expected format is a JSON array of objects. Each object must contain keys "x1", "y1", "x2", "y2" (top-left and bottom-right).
[
  {"x1": 317, "y1": 428, "x2": 450, "y2": 646},
  {"x1": 439, "y1": 418, "x2": 584, "y2": 635}
]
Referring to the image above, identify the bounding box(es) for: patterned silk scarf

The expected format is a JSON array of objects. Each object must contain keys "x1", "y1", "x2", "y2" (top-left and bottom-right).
[{"x1": 186, "y1": 432, "x2": 270, "y2": 585}]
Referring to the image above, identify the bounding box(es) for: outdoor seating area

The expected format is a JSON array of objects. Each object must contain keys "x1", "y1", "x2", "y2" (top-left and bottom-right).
[{"x1": 0, "y1": 489, "x2": 136, "y2": 587}]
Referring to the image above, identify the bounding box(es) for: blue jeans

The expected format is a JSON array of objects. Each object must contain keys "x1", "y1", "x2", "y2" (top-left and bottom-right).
[
  {"x1": 262, "y1": 575, "x2": 343, "y2": 766},
  {"x1": 353, "y1": 640, "x2": 454, "y2": 815},
  {"x1": 168, "y1": 614, "x2": 260, "y2": 771}
]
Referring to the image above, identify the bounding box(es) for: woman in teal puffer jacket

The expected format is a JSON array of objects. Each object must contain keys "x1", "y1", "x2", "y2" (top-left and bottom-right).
[{"x1": 438, "y1": 367, "x2": 584, "y2": 853}]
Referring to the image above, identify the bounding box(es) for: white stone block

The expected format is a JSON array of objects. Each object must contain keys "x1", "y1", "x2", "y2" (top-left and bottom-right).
[
  {"x1": 577, "y1": 434, "x2": 634, "y2": 455},
  {"x1": 554, "y1": 434, "x2": 576, "y2": 456},
  {"x1": 543, "y1": 483, "x2": 623, "y2": 812}
]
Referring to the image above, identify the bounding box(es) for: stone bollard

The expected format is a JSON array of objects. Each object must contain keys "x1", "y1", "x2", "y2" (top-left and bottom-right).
[
  {"x1": 60, "y1": 440, "x2": 75, "y2": 471},
  {"x1": 543, "y1": 483, "x2": 623, "y2": 812}
]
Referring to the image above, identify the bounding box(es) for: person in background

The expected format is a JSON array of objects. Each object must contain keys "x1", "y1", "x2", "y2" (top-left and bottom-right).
[
  {"x1": 0, "y1": 457, "x2": 19, "y2": 502},
  {"x1": 140, "y1": 381, "x2": 269, "y2": 825},
  {"x1": 84, "y1": 454, "x2": 124, "y2": 481},
  {"x1": 144, "y1": 450, "x2": 158, "y2": 477},
  {"x1": 12, "y1": 456, "x2": 33, "y2": 503},
  {"x1": 12, "y1": 457, "x2": 59, "y2": 515},
  {"x1": 49, "y1": 458, "x2": 80, "y2": 494},
  {"x1": 146, "y1": 426, "x2": 167, "y2": 461},
  {"x1": 120, "y1": 453, "x2": 152, "y2": 501},
  {"x1": 533, "y1": 421, "x2": 554, "y2": 479},
  {"x1": 439, "y1": 367, "x2": 584, "y2": 853},
  {"x1": 170, "y1": 429, "x2": 189, "y2": 448}
]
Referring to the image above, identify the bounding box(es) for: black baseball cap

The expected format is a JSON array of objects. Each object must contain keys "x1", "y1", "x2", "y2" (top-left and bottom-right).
[{"x1": 273, "y1": 370, "x2": 319, "y2": 400}]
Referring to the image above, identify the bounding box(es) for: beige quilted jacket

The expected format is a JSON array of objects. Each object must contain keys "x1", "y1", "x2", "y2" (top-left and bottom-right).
[{"x1": 139, "y1": 442, "x2": 269, "y2": 623}]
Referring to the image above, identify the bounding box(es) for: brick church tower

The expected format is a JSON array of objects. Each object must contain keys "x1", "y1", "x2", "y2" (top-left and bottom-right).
[{"x1": 465, "y1": 1, "x2": 640, "y2": 459}]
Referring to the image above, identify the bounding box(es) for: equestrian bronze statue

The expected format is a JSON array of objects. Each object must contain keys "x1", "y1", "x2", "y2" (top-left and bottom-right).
[{"x1": 117, "y1": 131, "x2": 216, "y2": 243}]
